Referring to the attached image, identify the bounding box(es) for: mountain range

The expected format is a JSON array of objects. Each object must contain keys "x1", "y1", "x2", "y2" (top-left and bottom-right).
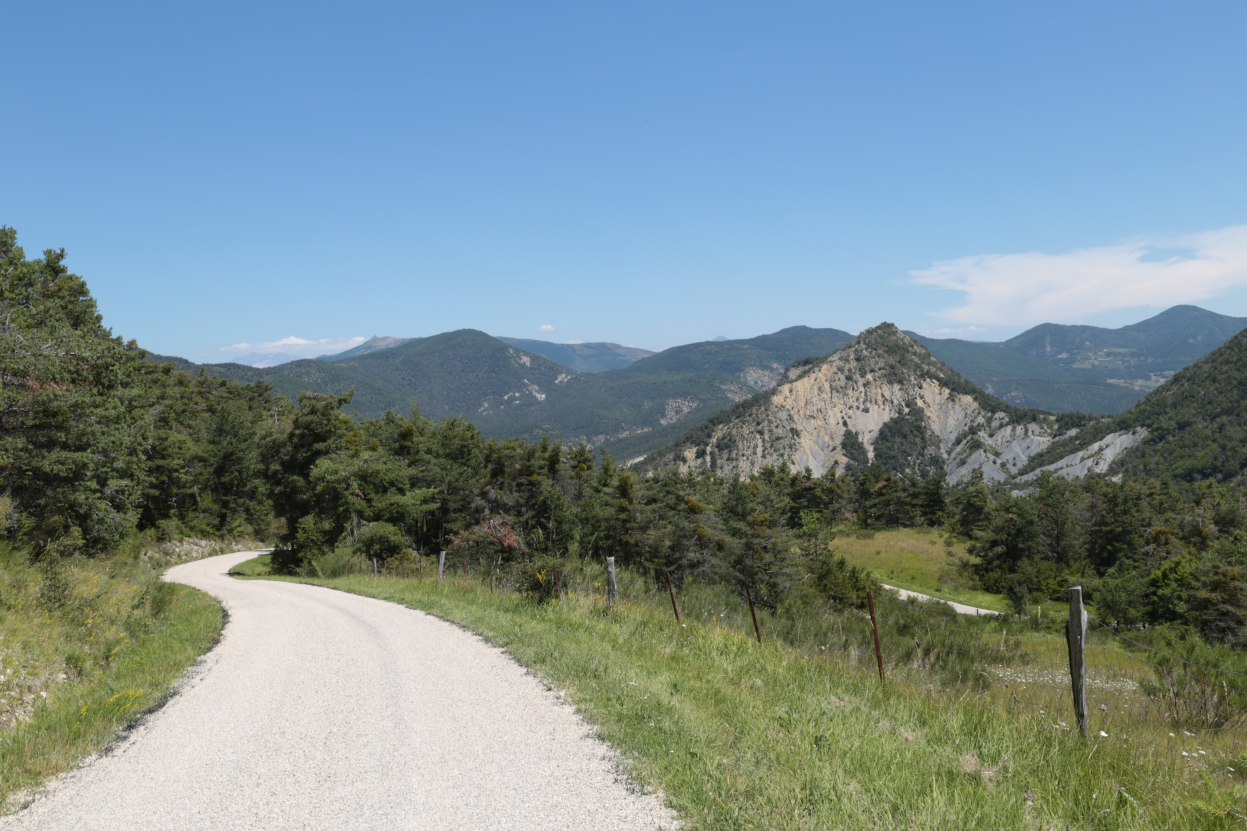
[
  {"x1": 639, "y1": 324, "x2": 1069, "y2": 483},
  {"x1": 146, "y1": 326, "x2": 854, "y2": 460},
  {"x1": 912, "y1": 305, "x2": 1247, "y2": 414},
  {"x1": 144, "y1": 305, "x2": 1247, "y2": 464},
  {"x1": 642, "y1": 317, "x2": 1247, "y2": 487}
]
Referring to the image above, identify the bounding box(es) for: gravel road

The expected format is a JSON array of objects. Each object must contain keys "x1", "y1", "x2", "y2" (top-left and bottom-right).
[
  {"x1": 882, "y1": 584, "x2": 998, "y2": 617},
  {"x1": 4, "y1": 551, "x2": 678, "y2": 830}
]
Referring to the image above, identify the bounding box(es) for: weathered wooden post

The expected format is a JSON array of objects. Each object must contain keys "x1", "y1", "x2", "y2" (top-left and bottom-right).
[
  {"x1": 606, "y1": 557, "x2": 617, "y2": 607},
  {"x1": 372, "y1": 558, "x2": 378, "y2": 578},
  {"x1": 867, "y1": 590, "x2": 886, "y2": 684},
  {"x1": 1067, "y1": 586, "x2": 1088, "y2": 737},
  {"x1": 743, "y1": 581, "x2": 762, "y2": 644},
  {"x1": 665, "y1": 571, "x2": 681, "y2": 624},
  {"x1": 438, "y1": 550, "x2": 445, "y2": 583},
  {"x1": 489, "y1": 559, "x2": 494, "y2": 594}
]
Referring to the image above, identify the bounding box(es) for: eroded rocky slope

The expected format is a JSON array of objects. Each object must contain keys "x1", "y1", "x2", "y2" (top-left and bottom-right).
[{"x1": 643, "y1": 324, "x2": 1076, "y2": 483}]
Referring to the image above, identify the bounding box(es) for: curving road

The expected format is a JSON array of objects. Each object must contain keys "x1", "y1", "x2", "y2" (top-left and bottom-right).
[{"x1": 4, "y1": 551, "x2": 677, "y2": 830}]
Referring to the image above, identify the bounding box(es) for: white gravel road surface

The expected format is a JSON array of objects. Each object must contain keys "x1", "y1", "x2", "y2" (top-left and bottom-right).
[
  {"x1": 882, "y1": 584, "x2": 998, "y2": 616},
  {"x1": 4, "y1": 551, "x2": 678, "y2": 830}
]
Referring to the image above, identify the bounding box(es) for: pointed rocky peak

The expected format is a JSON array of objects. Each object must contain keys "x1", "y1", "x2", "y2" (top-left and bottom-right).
[{"x1": 797, "y1": 322, "x2": 1007, "y2": 413}]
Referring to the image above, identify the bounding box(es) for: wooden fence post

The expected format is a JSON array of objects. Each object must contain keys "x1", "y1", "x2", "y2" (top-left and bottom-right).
[
  {"x1": 665, "y1": 571, "x2": 681, "y2": 624},
  {"x1": 743, "y1": 581, "x2": 762, "y2": 644},
  {"x1": 1067, "y1": 585, "x2": 1088, "y2": 737},
  {"x1": 554, "y1": 565, "x2": 560, "y2": 597},
  {"x1": 489, "y1": 559, "x2": 494, "y2": 594},
  {"x1": 372, "y1": 558, "x2": 378, "y2": 578},
  {"x1": 438, "y1": 551, "x2": 445, "y2": 583},
  {"x1": 606, "y1": 557, "x2": 617, "y2": 607},
  {"x1": 867, "y1": 590, "x2": 886, "y2": 683}
]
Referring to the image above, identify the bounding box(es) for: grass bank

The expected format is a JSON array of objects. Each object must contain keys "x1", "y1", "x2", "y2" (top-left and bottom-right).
[
  {"x1": 0, "y1": 543, "x2": 226, "y2": 809},
  {"x1": 244, "y1": 554, "x2": 1237, "y2": 830}
]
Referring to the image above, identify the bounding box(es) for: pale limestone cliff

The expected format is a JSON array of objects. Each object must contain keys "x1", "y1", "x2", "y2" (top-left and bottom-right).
[{"x1": 652, "y1": 323, "x2": 1065, "y2": 483}]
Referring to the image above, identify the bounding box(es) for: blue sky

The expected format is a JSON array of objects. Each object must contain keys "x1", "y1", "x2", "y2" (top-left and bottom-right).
[{"x1": 5, "y1": 1, "x2": 1247, "y2": 364}]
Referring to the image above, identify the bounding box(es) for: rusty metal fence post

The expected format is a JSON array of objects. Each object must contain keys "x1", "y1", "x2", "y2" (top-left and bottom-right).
[
  {"x1": 867, "y1": 590, "x2": 886, "y2": 684},
  {"x1": 665, "y1": 571, "x2": 681, "y2": 624},
  {"x1": 743, "y1": 581, "x2": 762, "y2": 644}
]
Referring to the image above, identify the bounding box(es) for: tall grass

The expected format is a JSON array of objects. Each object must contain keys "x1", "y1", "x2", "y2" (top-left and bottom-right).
[
  {"x1": 0, "y1": 544, "x2": 224, "y2": 809},
  {"x1": 250, "y1": 554, "x2": 1242, "y2": 829}
]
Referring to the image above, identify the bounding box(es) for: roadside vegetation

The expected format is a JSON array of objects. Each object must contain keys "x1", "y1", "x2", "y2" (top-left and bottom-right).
[
  {"x1": 0, "y1": 541, "x2": 226, "y2": 808},
  {"x1": 7, "y1": 225, "x2": 1247, "y2": 822},
  {"x1": 238, "y1": 552, "x2": 1243, "y2": 829}
]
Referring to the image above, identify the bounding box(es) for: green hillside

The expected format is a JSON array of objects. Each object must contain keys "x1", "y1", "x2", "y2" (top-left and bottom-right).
[
  {"x1": 319, "y1": 336, "x2": 417, "y2": 361},
  {"x1": 612, "y1": 325, "x2": 852, "y2": 381},
  {"x1": 1014, "y1": 326, "x2": 1247, "y2": 483},
  {"x1": 143, "y1": 326, "x2": 854, "y2": 458},
  {"x1": 494, "y1": 337, "x2": 654, "y2": 373},
  {"x1": 913, "y1": 305, "x2": 1247, "y2": 414},
  {"x1": 1110, "y1": 327, "x2": 1247, "y2": 482}
]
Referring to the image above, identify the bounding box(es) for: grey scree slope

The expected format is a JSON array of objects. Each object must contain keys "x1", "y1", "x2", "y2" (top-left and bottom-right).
[{"x1": 3, "y1": 551, "x2": 678, "y2": 831}]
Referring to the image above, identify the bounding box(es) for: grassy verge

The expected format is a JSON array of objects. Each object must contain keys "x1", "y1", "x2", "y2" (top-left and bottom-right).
[
  {"x1": 245, "y1": 556, "x2": 1235, "y2": 830},
  {"x1": 0, "y1": 544, "x2": 225, "y2": 809}
]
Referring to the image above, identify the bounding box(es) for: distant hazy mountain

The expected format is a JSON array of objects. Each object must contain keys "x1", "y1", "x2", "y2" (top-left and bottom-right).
[
  {"x1": 143, "y1": 325, "x2": 853, "y2": 459},
  {"x1": 319, "y1": 336, "x2": 418, "y2": 362},
  {"x1": 913, "y1": 305, "x2": 1247, "y2": 414},
  {"x1": 494, "y1": 338, "x2": 654, "y2": 373}
]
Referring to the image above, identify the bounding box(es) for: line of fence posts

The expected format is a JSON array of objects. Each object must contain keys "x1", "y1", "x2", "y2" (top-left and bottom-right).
[{"x1": 421, "y1": 551, "x2": 1095, "y2": 741}]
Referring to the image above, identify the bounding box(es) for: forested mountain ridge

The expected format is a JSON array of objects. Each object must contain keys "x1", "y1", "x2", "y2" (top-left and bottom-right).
[
  {"x1": 641, "y1": 323, "x2": 1069, "y2": 483},
  {"x1": 913, "y1": 305, "x2": 1247, "y2": 414},
  {"x1": 142, "y1": 326, "x2": 855, "y2": 460},
  {"x1": 319, "y1": 335, "x2": 417, "y2": 362},
  {"x1": 493, "y1": 338, "x2": 654, "y2": 373},
  {"x1": 1018, "y1": 326, "x2": 1247, "y2": 484}
]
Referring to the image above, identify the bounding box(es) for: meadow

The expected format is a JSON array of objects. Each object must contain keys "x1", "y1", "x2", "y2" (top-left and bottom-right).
[{"x1": 239, "y1": 553, "x2": 1247, "y2": 830}]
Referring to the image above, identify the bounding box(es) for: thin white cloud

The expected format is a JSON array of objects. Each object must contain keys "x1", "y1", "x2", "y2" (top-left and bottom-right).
[
  {"x1": 910, "y1": 225, "x2": 1247, "y2": 326},
  {"x1": 913, "y1": 325, "x2": 990, "y2": 338},
  {"x1": 538, "y1": 324, "x2": 555, "y2": 333},
  {"x1": 219, "y1": 335, "x2": 366, "y2": 366}
]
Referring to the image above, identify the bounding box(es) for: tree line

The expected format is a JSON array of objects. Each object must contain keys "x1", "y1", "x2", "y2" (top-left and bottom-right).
[{"x1": 3, "y1": 226, "x2": 1245, "y2": 650}]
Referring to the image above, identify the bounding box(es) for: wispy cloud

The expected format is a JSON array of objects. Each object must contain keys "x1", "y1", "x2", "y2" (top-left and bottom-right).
[
  {"x1": 538, "y1": 324, "x2": 555, "y2": 333},
  {"x1": 911, "y1": 225, "x2": 1247, "y2": 326},
  {"x1": 913, "y1": 325, "x2": 990, "y2": 339},
  {"x1": 219, "y1": 335, "x2": 366, "y2": 367}
]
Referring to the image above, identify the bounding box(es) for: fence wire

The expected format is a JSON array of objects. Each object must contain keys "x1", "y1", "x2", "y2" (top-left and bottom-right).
[{"x1": 373, "y1": 553, "x2": 1247, "y2": 784}]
